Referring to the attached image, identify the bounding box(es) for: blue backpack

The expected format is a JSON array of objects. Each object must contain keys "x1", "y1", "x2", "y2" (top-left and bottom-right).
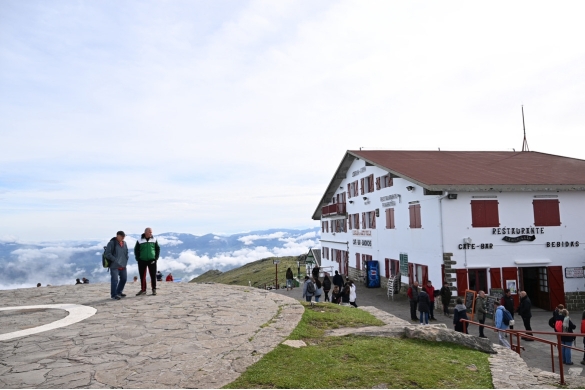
[{"x1": 499, "y1": 307, "x2": 513, "y2": 325}]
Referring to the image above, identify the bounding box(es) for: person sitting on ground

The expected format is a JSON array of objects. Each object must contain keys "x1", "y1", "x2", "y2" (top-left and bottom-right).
[
  {"x1": 82, "y1": 277, "x2": 89, "y2": 283},
  {"x1": 37, "y1": 283, "x2": 41, "y2": 287},
  {"x1": 453, "y1": 298, "x2": 468, "y2": 333},
  {"x1": 331, "y1": 285, "x2": 341, "y2": 304},
  {"x1": 75, "y1": 278, "x2": 82, "y2": 285},
  {"x1": 341, "y1": 284, "x2": 351, "y2": 306},
  {"x1": 133, "y1": 276, "x2": 138, "y2": 283},
  {"x1": 156, "y1": 271, "x2": 163, "y2": 282},
  {"x1": 166, "y1": 273, "x2": 173, "y2": 282}
]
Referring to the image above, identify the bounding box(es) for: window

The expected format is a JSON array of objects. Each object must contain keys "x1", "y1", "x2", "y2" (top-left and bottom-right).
[
  {"x1": 333, "y1": 219, "x2": 347, "y2": 233},
  {"x1": 471, "y1": 200, "x2": 499, "y2": 227},
  {"x1": 539, "y1": 267, "x2": 548, "y2": 293},
  {"x1": 409, "y1": 204, "x2": 422, "y2": 228},
  {"x1": 366, "y1": 174, "x2": 374, "y2": 193},
  {"x1": 413, "y1": 264, "x2": 428, "y2": 284},
  {"x1": 385, "y1": 208, "x2": 395, "y2": 229},
  {"x1": 361, "y1": 211, "x2": 376, "y2": 229},
  {"x1": 347, "y1": 183, "x2": 352, "y2": 199},
  {"x1": 377, "y1": 174, "x2": 393, "y2": 190},
  {"x1": 533, "y1": 200, "x2": 561, "y2": 226},
  {"x1": 385, "y1": 259, "x2": 400, "y2": 277}
]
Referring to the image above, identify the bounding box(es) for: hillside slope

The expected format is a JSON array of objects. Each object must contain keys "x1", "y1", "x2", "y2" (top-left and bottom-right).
[{"x1": 190, "y1": 256, "x2": 301, "y2": 288}]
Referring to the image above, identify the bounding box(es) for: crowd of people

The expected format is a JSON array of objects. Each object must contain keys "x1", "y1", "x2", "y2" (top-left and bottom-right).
[{"x1": 291, "y1": 267, "x2": 358, "y2": 308}]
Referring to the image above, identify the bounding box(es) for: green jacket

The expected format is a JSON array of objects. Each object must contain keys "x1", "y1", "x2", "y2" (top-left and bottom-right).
[
  {"x1": 476, "y1": 296, "x2": 487, "y2": 320},
  {"x1": 134, "y1": 235, "x2": 160, "y2": 262}
]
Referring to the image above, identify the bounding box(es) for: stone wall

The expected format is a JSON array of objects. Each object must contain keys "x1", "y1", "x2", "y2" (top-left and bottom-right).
[{"x1": 565, "y1": 291, "x2": 585, "y2": 312}]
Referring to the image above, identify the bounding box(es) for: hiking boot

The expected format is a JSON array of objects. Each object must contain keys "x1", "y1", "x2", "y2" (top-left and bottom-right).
[
  {"x1": 112, "y1": 296, "x2": 121, "y2": 300},
  {"x1": 580, "y1": 360, "x2": 585, "y2": 365},
  {"x1": 152, "y1": 289, "x2": 157, "y2": 296},
  {"x1": 119, "y1": 293, "x2": 127, "y2": 298},
  {"x1": 136, "y1": 290, "x2": 146, "y2": 296}
]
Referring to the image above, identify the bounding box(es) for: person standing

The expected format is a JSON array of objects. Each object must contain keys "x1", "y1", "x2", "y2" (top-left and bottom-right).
[
  {"x1": 285, "y1": 267, "x2": 294, "y2": 291},
  {"x1": 453, "y1": 298, "x2": 468, "y2": 333},
  {"x1": 134, "y1": 227, "x2": 160, "y2": 296},
  {"x1": 407, "y1": 281, "x2": 420, "y2": 321},
  {"x1": 440, "y1": 282, "x2": 452, "y2": 317},
  {"x1": 314, "y1": 278, "x2": 323, "y2": 302},
  {"x1": 517, "y1": 291, "x2": 533, "y2": 341},
  {"x1": 302, "y1": 276, "x2": 315, "y2": 303},
  {"x1": 580, "y1": 311, "x2": 585, "y2": 365},
  {"x1": 105, "y1": 231, "x2": 129, "y2": 300},
  {"x1": 494, "y1": 301, "x2": 511, "y2": 349},
  {"x1": 500, "y1": 289, "x2": 515, "y2": 329},
  {"x1": 333, "y1": 271, "x2": 344, "y2": 292},
  {"x1": 423, "y1": 280, "x2": 437, "y2": 320},
  {"x1": 475, "y1": 291, "x2": 487, "y2": 338},
  {"x1": 322, "y1": 275, "x2": 332, "y2": 302},
  {"x1": 348, "y1": 280, "x2": 358, "y2": 307},
  {"x1": 557, "y1": 309, "x2": 576, "y2": 365},
  {"x1": 418, "y1": 288, "x2": 430, "y2": 325},
  {"x1": 166, "y1": 273, "x2": 174, "y2": 282}
]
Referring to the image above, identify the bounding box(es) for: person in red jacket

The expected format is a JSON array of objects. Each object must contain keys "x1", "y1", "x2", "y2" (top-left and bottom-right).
[
  {"x1": 423, "y1": 280, "x2": 437, "y2": 321},
  {"x1": 166, "y1": 273, "x2": 174, "y2": 282},
  {"x1": 581, "y1": 311, "x2": 585, "y2": 365}
]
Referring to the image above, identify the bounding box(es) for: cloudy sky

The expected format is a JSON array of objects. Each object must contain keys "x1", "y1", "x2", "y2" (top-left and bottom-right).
[{"x1": 1, "y1": 1, "x2": 584, "y2": 241}]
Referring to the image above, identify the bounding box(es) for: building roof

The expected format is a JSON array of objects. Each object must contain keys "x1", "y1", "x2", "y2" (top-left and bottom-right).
[{"x1": 312, "y1": 150, "x2": 585, "y2": 220}]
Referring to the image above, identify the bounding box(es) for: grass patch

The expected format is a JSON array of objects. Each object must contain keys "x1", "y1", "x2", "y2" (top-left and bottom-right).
[
  {"x1": 224, "y1": 304, "x2": 492, "y2": 389},
  {"x1": 289, "y1": 302, "x2": 385, "y2": 340}
]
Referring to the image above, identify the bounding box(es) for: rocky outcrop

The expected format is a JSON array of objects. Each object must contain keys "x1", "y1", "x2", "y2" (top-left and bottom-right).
[{"x1": 403, "y1": 324, "x2": 496, "y2": 354}]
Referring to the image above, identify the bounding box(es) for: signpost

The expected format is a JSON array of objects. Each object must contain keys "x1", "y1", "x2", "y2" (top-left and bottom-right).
[{"x1": 273, "y1": 259, "x2": 280, "y2": 289}]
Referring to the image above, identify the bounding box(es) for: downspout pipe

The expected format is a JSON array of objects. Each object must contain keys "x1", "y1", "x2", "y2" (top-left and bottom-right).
[{"x1": 438, "y1": 192, "x2": 449, "y2": 282}]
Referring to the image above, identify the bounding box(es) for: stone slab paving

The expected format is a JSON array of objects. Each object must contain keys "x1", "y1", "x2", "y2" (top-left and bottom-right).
[
  {"x1": 0, "y1": 282, "x2": 303, "y2": 388},
  {"x1": 0, "y1": 309, "x2": 68, "y2": 334}
]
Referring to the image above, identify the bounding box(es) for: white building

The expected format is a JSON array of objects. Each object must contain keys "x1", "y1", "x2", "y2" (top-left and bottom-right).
[{"x1": 313, "y1": 150, "x2": 585, "y2": 311}]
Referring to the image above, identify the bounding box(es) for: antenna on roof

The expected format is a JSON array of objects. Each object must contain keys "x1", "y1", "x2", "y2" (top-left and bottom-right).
[{"x1": 521, "y1": 105, "x2": 529, "y2": 152}]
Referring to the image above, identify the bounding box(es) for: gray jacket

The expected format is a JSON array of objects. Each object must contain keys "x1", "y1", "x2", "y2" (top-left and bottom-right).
[
  {"x1": 302, "y1": 280, "x2": 314, "y2": 298},
  {"x1": 475, "y1": 296, "x2": 487, "y2": 320},
  {"x1": 105, "y1": 238, "x2": 129, "y2": 269}
]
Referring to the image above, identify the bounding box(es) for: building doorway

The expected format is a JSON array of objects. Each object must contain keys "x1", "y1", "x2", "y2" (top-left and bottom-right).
[
  {"x1": 520, "y1": 267, "x2": 550, "y2": 310},
  {"x1": 468, "y1": 268, "x2": 488, "y2": 293}
]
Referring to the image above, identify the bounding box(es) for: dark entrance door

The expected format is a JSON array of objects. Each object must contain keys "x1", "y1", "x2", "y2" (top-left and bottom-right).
[
  {"x1": 519, "y1": 267, "x2": 550, "y2": 310},
  {"x1": 468, "y1": 268, "x2": 488, "y2": 293}
]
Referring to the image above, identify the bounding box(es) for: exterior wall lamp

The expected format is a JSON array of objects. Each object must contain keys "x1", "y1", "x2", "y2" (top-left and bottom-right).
[
  {"x1": 406, "y1": 186, "x2": 415, "y2": 191},
  {"x1": 363, "y1": 197, "x2": 368, "y2": 200},
  {"x1": 349, "y1": 200, "x2": 354, "y2": 204}
]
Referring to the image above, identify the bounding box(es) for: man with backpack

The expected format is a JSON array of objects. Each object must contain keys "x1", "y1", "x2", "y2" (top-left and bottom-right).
[
  {"x1": 494, "y1": 301, "x2": 512, "y2": 349},
  {"x1": 105, "y1": 231, "x2": 129, "y2": 300},
  {"x1": 134, "y1": 227, "x2": 161, "y2": 296},
  {"x1": 302, "y1": 275, "x2": 315, "y2": 303}
]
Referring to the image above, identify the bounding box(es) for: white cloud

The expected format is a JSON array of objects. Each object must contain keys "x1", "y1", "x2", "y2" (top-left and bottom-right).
[
  {"x1": 156, "y1": 236, "x2": 183, "y2": 246},
  {"x1": 238, "y1": 231, "x2": 287, "y2": 245}
]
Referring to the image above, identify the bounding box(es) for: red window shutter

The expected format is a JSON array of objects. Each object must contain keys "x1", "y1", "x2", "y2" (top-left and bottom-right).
[
  {"x1": 471, "y1": 200, "x2": 499, "y2": 227},
  {"x1": 534, "y1": 200, "x2": 561, "y2": 226},
  {"x1": 371, "y1": 211, "x2": 376, "y2": 229},
  {"x1": 484, "y1": 201, "x2": 499, "y2": 227},
  {"x1": 356, "y1": 253, "x2": 360, "y2": 270},
  {"x1": 390, "y1": 208, "x2": 395, "y2": 229},
  {"x1": 362, "y1": 212, "x2": 366, "y2": 229},
  {"x1": 471, "y1": 201, "x2": 485, "y2": 227},
  {"x1": 388, "y1": 177, "x2": 393, "y2": 187},
  {"x1": 456, "y1": 269, "x2": 468, "y2": 296},
  {"x1": 347, "y1": 184, "x2": 351, "y2": 199},
  {"x1": 342, "y1": 192, "x2": 346, "y2": 203},
  {"x1": 354, "y1": 181, "x2": 358, "y2": 197},
  {"x1": 360, "y1": 178, "x2": 365, "y2": 195},
  {"x1": 489, "y1": 268, "x2": 502, "y2": 289},
  {"x1": 409, "y1": 205, "x2": 416, "y2": 228},
  {"x1": 376, "y1": 177, "x2": 381, "y2": 190},
  {"x1": 408, "y1": 263, "x2": 414, "y2": 285},
  {"x1": 422, "y1": 265, "x2": 429, "y2": 286},
  {"x1": 348, "y1": 215, "x2": 352, "y2": 230},
  {"x1": 385, "y1": 259, "x2": 390, "y2": 278},
  {"x1": 548, "y1": 266, "x2": 565, "y2": 311},
  {"x1": 385, "y1": 209, "x2": 390, "y2": 229},
  {"x1": 414, "y1": 204, "x2": 421, "y2": 228},
  {"x1": 369, "y1": 175, "x2": 374, "y2": 193}
]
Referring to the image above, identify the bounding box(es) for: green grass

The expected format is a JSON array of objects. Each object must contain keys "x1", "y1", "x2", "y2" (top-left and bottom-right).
[
  {"x1": 224, "y1": 303, "x2": 493, "y2": 389},
  {"x1": 189, "y1": 256, "x2": 300, "y2": 288}
]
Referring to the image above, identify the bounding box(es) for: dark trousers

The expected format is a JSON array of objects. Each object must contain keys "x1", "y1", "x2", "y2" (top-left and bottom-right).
[
  {"x1": 429, "y1": 302, "x2": 435, "y2": 319},
  {"x1": 522, "y1": 316, "x2": 533, "y2": 336},
  {"x1": 509, "y1": 314, "x2": 514, "y2": 330},
  {"x1": 478, "y1": 317, "x2": 485, "y2": 337},
  {"x1": 138, "y1": 261, "x2": 157, "y2": 291},
  {"x1": 324, "y1": 290, "x2": 330, "y2": 302},
  {"x1": 442, "y1": 300, "x2": 449, "y2": 315},
  {"x1": 410, "y1": 300, "x2": 418, "y2": 319},
  {"x1": 350, "y1": 301, "x2": 358, "y2": 308}
]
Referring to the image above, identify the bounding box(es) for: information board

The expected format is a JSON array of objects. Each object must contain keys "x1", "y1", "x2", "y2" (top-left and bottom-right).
[
  {"x1": 464, "y1": 290, "x2": 477, "y2": 320},
  {"x1": 485, "y1": 295, "x2": 498, "y2": 320},
  {"x1": 566, "y1": 267, "x2": 585, "y2": 278},
  {"x1": 399, "y1": 253, "x2": 409, "y2": 276},
  {"x1": 490, "y1": 288, "x2": 504, "y2": 301}
]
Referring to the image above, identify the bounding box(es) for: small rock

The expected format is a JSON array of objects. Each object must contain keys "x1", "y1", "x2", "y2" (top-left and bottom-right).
[
  {"x1": 282, "y1": 340, "x2": 307, "y2": 348},
  {"x1": 466, "y1": 364, "x2": 478, "y2": 371},
  {"x1": 450, "y1": 360, "x2": 459, "y2": 364},
  {"x1": 372, "y1": 383, "x2": 388, "y2": 389}
]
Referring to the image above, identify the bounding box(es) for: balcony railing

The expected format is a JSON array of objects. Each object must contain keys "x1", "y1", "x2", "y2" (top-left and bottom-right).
[{"x1": 322, "y1": 202, "x2": 346, "y2": 216}]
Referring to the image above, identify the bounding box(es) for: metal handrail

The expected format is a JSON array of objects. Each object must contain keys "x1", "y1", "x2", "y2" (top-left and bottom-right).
[{"x1": 460, "y1": 319, "x2": 585, "y2": 385}]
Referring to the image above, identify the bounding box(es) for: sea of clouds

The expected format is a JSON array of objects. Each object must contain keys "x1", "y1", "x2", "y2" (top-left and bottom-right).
[{"x1": 0, "y1": 228, "x2": 320, "y2": 289}]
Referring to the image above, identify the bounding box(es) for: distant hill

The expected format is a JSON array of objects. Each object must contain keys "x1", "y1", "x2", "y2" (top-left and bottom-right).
[{"x1": 190, "y1": 256, "x2": 301, "y2": 289}]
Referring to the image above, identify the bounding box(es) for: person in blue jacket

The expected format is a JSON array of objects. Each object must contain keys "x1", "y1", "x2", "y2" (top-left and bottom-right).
[{"x1": 494, "y1": 301, "x2": 511, "y2": 349}]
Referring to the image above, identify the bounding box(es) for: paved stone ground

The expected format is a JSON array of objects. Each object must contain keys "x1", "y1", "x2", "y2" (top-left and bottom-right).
[
  {"x1": 1, "y1": 309, "x2": 68, "y2": 334},
  {"x1": 0, "y1": 282, "x2": 303, "y2": 388},
  {"x1": 276, "y1": 285, "x2": 585, "y2": 387}
]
